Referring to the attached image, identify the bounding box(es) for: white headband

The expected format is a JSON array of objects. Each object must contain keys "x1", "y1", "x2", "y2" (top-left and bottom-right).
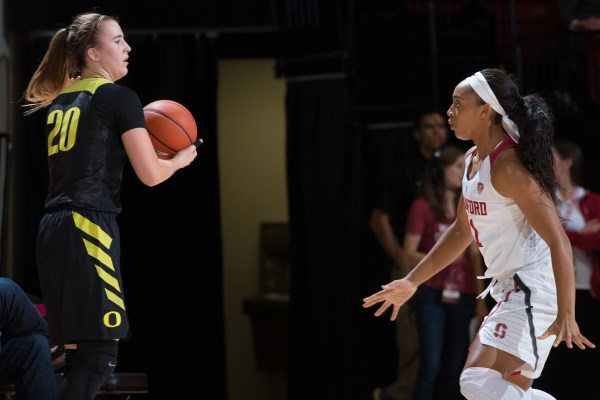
[{"x1": 465, "y1": 71, "x2": 520, "y2": 143}]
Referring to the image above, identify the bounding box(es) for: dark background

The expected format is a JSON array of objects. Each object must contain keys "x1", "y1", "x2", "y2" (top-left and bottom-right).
[{"x1": 4, "y1": 1, "x2": 599, "y2": 399}]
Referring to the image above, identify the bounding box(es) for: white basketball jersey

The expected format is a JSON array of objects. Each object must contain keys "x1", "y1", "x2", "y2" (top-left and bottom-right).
[{"x1": 462, "y1": 138, "x2": 551, "y2": 279}]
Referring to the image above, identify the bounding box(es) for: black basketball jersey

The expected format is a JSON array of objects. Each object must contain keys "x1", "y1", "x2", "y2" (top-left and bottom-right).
[{"x1": 44, "y1": 78, "x2": 145, "y2": 213}]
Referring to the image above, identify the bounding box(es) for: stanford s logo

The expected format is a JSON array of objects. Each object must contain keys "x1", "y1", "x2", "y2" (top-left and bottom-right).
[
  {"x1": 494, "y1": 323, "x2": 507, "y2": 339},
  {"x1": 477, "y1": 182, "x2": 484, "y2": 194}
]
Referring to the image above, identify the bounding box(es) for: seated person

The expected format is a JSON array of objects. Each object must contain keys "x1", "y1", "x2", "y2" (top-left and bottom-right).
[
  {"x1": 26, "y1": 293, "x2": 66, "y2": 372},
  {"x1": 0, "y1": 277, "x2": 57, "y2": 399}
]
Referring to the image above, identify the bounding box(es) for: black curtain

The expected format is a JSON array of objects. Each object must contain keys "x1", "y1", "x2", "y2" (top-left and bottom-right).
[
  {"x1": 18, "y1": 34, "x2": 226, "y2": 399},
  {"x1": 286, "y1": 77, "x2": 391, "y2": 399},
  {"x1": 117, "y1": 34, "x2": 225, "y2": 399}
]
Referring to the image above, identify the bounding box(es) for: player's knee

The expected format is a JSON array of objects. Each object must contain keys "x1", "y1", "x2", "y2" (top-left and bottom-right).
[
  {"x1": 460, "y1": 367, "x2": 531, "y2": 400},
  {"x1": 73, "y1": 340, "x2": 118, "y2": 379},
  {"x1": 460, "y1": 367, "x2": 489, "y2": 399},
  {"x1": 459, "y1": 367, "x2": 502, "y2": 400},
  {"x1": 58, "y1": 341, "x2": 118, "y2": 400}
]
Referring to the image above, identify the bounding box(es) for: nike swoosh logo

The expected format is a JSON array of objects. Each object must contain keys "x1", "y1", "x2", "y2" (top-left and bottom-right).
[{"x1": 108, "y1": 361, "x2": 117, "y2": 367}]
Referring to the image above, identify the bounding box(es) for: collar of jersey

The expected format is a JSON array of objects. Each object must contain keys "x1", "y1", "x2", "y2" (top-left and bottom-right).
[{"x1": 60, "y1": 77, "x2": 111, "y2": 95}]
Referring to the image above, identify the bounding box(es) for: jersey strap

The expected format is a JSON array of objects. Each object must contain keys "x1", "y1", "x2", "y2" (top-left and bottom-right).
[{"x1": 489, "y1": 136, "x2": 517, "y2": 169}]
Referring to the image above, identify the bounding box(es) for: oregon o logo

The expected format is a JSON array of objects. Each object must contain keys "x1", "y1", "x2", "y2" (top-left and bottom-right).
[{"x1": 103, "y1": 311, "x2": 122, "y2": 328}]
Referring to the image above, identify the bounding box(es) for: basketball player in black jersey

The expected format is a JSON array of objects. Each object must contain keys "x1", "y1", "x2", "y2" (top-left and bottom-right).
[{"x1": 23, "y1": 12, "x2": 198, "y2": 400}]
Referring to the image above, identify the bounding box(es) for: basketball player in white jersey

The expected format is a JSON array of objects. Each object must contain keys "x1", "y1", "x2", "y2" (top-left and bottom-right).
[{"x1": 363, "y1": 68, "x2": 595, "y2": 400}]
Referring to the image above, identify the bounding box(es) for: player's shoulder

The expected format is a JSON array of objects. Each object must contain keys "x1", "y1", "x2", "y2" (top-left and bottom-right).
[
  {"x1": 492, "y1": 148, "x2": 526, "y2": 181},
  {"x1": 96, "y1": 83, "x2": 142, "y2": 111},
  {"x1": 493, "y1": 146, "x2": 522, "y2": 170},
  {"x1": 96, "y1": 82, "x2": 138, "y2": 99},
  {"x1": 491, "y1": 147, "x2": 532, "y2": 197}
]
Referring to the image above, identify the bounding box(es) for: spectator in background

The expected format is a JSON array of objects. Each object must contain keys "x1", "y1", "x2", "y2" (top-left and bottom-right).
[
  {"x1": 0, "y1": 277, "x2": 57, "y2": 399},
  {"x1": 370, "y1": 111, "x2": 448, "y2": 400},
  {"x1": 557, "y1": 0, "x2": 600, "y2": 110},
  {"x1": 404, "y1": 145, "x2": 487, "y2": 400},
  {"x1": 535, "y1": 138, "x2": 600, "y2": 399},
  {"x1": 560, "y1": 0, "x2": 600, "y2": 32},
  {"x1": 26, "y1": 293, "x2": 66, "y2": 373}
]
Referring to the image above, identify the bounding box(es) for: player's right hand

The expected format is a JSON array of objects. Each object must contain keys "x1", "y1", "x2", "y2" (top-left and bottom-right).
[{"x1": 362, "y1": 279, "x2": 418, "y2": 321}]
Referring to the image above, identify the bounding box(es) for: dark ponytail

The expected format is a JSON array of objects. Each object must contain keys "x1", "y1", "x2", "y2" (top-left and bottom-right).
[
  {"x1": 480, "y1": 68, "x2": 558, "y2": 204},
  {"x1": 518, "y1": 95, "x2": 558, "y2": 204}
]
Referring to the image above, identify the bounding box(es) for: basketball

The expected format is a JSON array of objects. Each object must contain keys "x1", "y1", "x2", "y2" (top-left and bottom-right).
[{"x1": 143, "y1": 100, "x2": 198, "y2": 159}]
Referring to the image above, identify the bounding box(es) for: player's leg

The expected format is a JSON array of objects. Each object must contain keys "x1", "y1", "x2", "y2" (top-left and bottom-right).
[
  {"x1": 460, "y1": 334, "x2": 533, "y2": 396},
  {"x1": 459, "y1": 335, "x2": 556, "y2": 400},
  {"x1": 460, "y1": 367, "x2": 528, "y2": 399},
  {"x1": 460, "y1": 266, "x2": 557, "y2": 400},
  {"x1": 58, "y1": 340, "x2": 118, "y2": 400}
]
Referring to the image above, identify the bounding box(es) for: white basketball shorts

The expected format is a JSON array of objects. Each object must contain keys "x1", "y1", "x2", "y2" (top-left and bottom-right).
[{"x1": 478, "y1": 261, "x2": 557, "y2": 379}]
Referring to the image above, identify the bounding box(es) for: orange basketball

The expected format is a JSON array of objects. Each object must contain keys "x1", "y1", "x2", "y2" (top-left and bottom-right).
[{"x1": 143, "y1": 100, "x2": 197, "y2": 159}]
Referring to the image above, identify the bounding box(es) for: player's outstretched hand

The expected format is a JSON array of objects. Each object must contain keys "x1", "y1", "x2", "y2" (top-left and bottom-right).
[
  {"x1": 362, "y1": 279, "x2": 417, "y2": 321},
  {"x1": 537, "y1": 314, "x2": 596, "y2": 350}
]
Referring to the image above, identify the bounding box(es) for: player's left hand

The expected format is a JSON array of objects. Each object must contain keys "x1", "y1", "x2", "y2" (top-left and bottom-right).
[{"x1": 537, "y1": 314, "x2": 596, "y2": 350}]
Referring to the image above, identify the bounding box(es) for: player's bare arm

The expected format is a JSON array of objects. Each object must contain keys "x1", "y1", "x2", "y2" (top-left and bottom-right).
[{"x1": 363, "y1": 197, "x2": 473, "y2": 320}]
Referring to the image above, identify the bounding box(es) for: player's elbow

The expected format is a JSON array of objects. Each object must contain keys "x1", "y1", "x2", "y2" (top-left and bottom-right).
[{"x1": 137, "y1": 172, "x2": 164, "y2": 187}]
